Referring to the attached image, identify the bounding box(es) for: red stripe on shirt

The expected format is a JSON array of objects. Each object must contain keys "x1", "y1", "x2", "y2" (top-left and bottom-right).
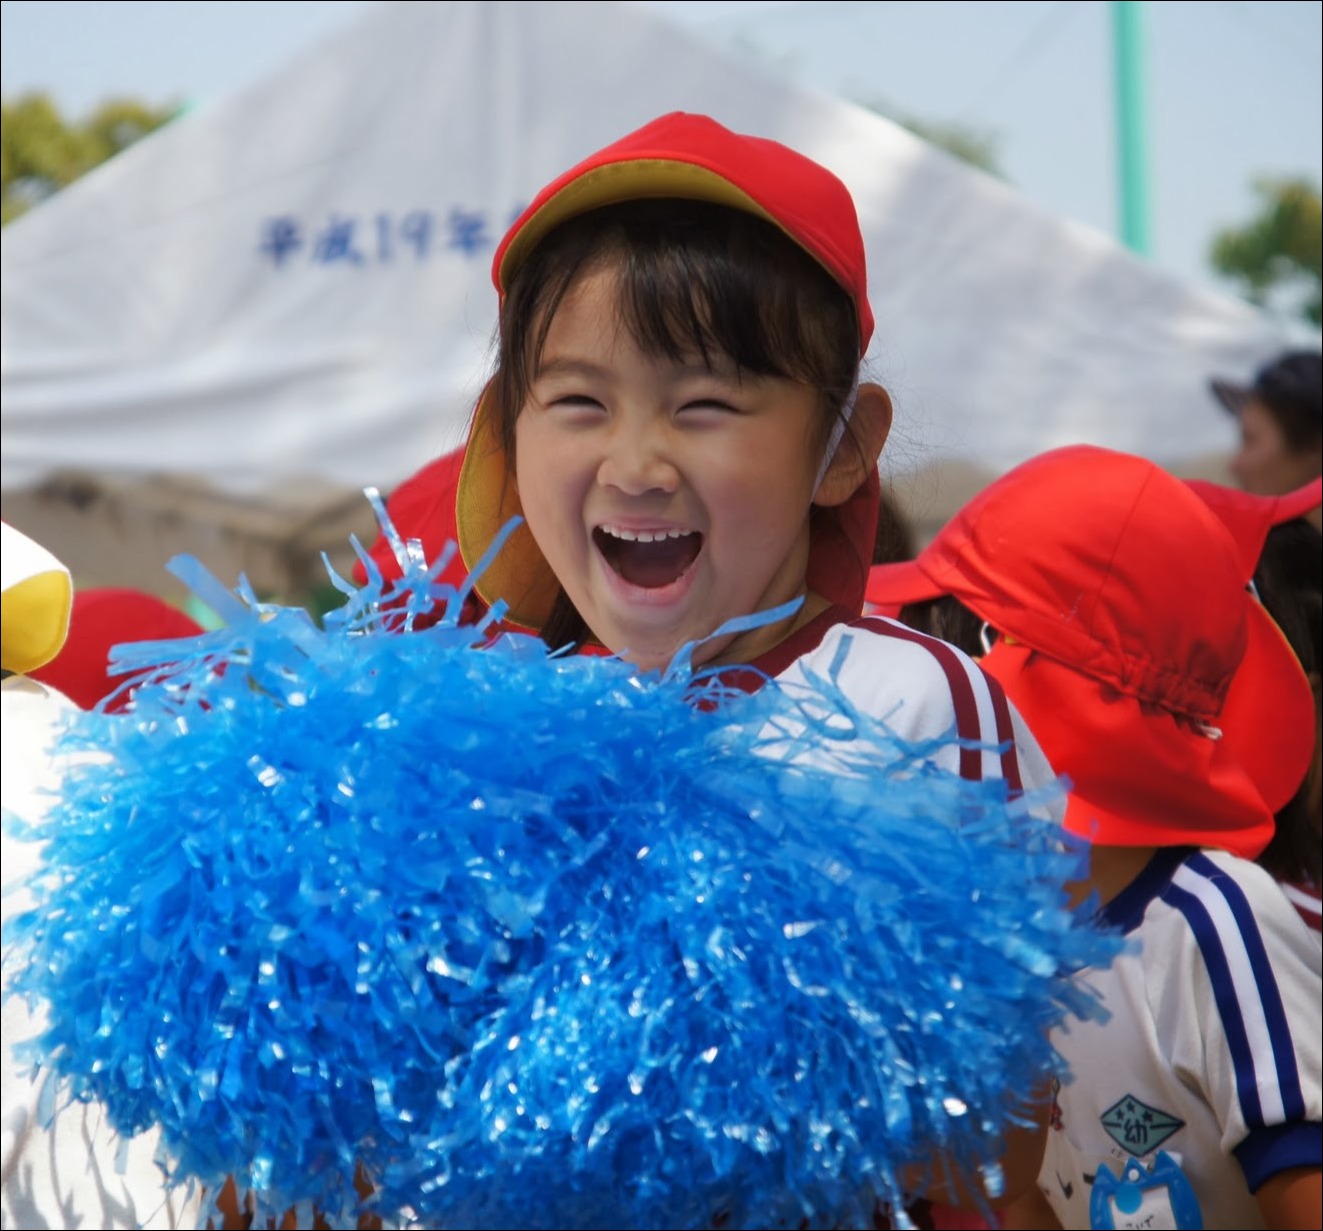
[
  {"x1": 980, "y1": 662, "x2": 1025, "y2": 795},
  {"x1": 852, "y1": 618, "x2": 988, "y2": 782},
  {"x1": 1279, "y1": 881, "x2": 1323, "y2": 934},
  {"x1": 707, "y1": 612, "x2": 1008, "y2": 789},
  {"x1": 708, "y1": 604, "x2": 855, "y2": 696}
]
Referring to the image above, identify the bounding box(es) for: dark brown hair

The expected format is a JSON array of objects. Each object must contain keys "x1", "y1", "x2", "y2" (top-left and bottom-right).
[
  {"x1": 489, "y1": 198, "x2": 865, "y2": 651},
  {"x1": 1253, "y1": 517, "x2": 1323, "y2": 889},
  {"x1": 1255, "y1": 350, "x2": 1322, "y2": 454},
  {"x1": 897, "y1": 595, "x2": 989, "y2": 659}
]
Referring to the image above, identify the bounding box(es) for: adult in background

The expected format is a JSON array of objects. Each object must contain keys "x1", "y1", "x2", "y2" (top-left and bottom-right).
[{"x1": 1211, "y1": 349, "x2": 1322, "y2": 527}]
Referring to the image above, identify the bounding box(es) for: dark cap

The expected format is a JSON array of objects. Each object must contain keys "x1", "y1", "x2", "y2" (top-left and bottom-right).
[{"x1": 1210, "y1": 349, "x2": 1322, "y2": 427}]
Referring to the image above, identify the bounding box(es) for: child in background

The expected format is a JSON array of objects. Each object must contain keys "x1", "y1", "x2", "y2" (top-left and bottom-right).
[
  {"x1": 1210, "y1": 349, "x2": 1321, "y2": 517},
  {"x1": 865, "y1": 446, "x2": 1322, "y2": 1229},
  {"x1": 883, "y1": 473, "x2": 1323, "y2": 939},
  {"x1": 451, "y1": 111, "x2": 1060, "y2": 1209}
]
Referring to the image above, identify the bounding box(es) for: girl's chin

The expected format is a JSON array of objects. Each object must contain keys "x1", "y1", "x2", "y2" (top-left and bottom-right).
[{"x1": 589, "y1": 619, "x2": 698, "y2": 674}]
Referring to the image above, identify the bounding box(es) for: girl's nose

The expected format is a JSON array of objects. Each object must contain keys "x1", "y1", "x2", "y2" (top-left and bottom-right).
[{"x1": 596, "y1": 424, "x2": 680, "y2": 496}]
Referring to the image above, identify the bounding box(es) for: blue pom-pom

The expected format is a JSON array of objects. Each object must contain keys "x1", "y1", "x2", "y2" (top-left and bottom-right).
[{"x1": 4, "y1": 514, "x2": 1119, "y2": 1229}]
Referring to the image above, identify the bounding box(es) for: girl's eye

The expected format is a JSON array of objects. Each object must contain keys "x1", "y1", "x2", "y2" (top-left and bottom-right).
[
  {"x1": 680, "y1": 397, "x2": 741, "y2": 415},
  {"x1": 547, "y1": 393, "x2": 604, "y2": 410}
]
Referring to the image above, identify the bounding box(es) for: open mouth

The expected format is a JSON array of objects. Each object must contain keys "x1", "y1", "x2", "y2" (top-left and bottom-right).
[{"x1": 594, "y1": 526, "x2": 703, "y2": 589}]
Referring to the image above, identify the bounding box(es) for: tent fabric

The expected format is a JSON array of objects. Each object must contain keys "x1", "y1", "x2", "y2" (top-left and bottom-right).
[{"x1": 0, "y1": 0, "x2": 1297, "y2": 578}]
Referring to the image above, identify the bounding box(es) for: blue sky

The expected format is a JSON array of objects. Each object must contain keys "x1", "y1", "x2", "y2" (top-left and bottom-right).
[{"x1": 2, "y1": 0, "x2": 1320, "y2": 306}]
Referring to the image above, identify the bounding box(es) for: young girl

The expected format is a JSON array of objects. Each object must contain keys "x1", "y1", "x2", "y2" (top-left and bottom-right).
[{"x1": 454, "y1": 110, "x2": 1055, "y2": 797}]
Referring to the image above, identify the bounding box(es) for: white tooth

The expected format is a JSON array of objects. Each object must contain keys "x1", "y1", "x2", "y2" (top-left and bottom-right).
[{"x1": 601, "y1": 526, "x2": 697, "y2": 542}]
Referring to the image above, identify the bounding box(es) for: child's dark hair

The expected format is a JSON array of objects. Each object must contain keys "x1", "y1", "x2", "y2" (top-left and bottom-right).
[
  {"x1": 1256, "y1": 350, "x2": 1322, "y2": 454},
  {"x1": 1253, "y1": 517, "x2": 1323, "y2": 889},
  {"x1": 898, "y1": 595, "x2": 988, "y2": 659},
  {"x1": 489, "y1": 198, "x2": 864, "y2": 651}
]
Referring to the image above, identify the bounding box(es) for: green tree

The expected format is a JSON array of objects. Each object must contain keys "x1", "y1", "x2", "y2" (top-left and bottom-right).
[
  {"x1": 893, "y1": 113, "x2": 1003, "y2": 179},
  {"x1": 855, "y1": 95, "x2": 1003, "y2": 179},
  {"x1": 2, "y1": 92, "x2": 178, "y2": 225},
  {"x1": 1210, "y1": 177, "x2": 1322, "y2": 327}
]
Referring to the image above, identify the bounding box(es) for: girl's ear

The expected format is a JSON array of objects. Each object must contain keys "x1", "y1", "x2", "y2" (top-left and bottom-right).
[{"x1": 814, "y1": 382, "x2": 893, "y2": 507}]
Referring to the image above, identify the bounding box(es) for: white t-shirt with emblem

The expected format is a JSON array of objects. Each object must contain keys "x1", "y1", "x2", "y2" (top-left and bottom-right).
[{"x1": 1038, "y1": 846, "x2": 1322, "y2": 1230}]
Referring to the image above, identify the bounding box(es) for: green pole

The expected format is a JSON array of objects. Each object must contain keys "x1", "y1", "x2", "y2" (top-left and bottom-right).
[{"x1": 1112, "y1": 0, "x2": 1151, "y2": 256}]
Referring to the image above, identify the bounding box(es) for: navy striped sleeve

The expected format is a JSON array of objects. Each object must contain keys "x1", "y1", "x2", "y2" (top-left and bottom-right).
[{"x1": 1163, "y1": 854, "x2": 1308, "y2": 1131}]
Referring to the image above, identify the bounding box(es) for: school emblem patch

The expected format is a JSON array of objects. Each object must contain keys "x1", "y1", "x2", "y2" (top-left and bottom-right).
[{"x1": 1100, "y1": 1094, "x2": 1184, "y2": 1155}]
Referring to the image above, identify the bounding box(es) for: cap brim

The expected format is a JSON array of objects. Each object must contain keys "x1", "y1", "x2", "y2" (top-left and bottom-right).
[
  {"x1": 1186, "y1": 476, "x2": 1323, "y2": 580},
  {"x1": 0, "y1": 522, "x2": 72, "y2": 675},
  {"x1": 498, "y1": 161, "x2": 779, "y2": 294},
  {"x1": 1271, "y1": 476, "x2": 1323, "y2": 525},
  {"x1": 864, "y1": 558, "x2": 945, "y2": 609},
  {"x1": 1220, "y1": 596, "x2": 1317, "y2": 815},
  {"x1": 1209, "y1": 377, "x2": 1250, "y2": 416},
  {"x1": 1, "y1": 570, "x2": 73, "y2": 675},
  {"x1": 455, "y1": 382, "x2": 561, "y2": 631}
]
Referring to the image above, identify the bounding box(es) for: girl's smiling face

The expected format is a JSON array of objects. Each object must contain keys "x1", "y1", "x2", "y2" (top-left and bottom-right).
[{"x1": 513, "y1": 264, "x2": 830, "y2": 673}]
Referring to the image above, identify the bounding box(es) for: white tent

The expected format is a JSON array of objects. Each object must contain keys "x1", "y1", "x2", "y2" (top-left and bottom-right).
[{"x1": 0, "y1": 0, "x2": 1293, "y2": 598}]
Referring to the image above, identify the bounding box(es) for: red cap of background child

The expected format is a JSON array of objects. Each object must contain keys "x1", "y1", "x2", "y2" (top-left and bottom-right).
[
  {"x1": 1184, "y1": 476, "x2": 1322, "y2": 580},
  {"x1": 29, "y1": 588, "x2": 205, "y2": 712},
  {"x1": 863, "y1": 445, "x2": 1316, "y2": 857}
]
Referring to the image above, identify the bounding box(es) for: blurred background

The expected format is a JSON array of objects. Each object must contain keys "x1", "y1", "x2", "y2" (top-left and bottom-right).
[{"x1": 2, "y1": 0, "x2": 1320, "y2": 616}]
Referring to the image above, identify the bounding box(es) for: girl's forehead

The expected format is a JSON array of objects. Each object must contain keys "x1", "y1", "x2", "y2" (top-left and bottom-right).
[{"x1": 535, "y1": 262, "x2": 735, "y2": 371}]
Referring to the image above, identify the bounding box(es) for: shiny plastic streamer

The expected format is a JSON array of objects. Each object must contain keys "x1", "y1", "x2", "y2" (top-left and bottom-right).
[{"x1": 4, "y1": 513, "x2": 1120, "y2": 1230}]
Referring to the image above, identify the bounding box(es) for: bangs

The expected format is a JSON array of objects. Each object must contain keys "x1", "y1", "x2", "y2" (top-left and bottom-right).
[
  {"x1": 608, "y1": 201, "x2": 858, "y2": 391},
  {"x1": 494, "y1": 199, "x2": 860, "y2": 454}
]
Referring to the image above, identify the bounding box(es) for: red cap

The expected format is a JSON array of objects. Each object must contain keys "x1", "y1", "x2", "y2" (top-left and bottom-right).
[
  {"x1": 864, "y1": 446, "x2": 1316, "y2": 856},
  {"x1": 29, "y1": 588, "x2": 205, "y2": 712},
  {"x1": 493, "y1": 112, "x2": 872, "y2": 350}
]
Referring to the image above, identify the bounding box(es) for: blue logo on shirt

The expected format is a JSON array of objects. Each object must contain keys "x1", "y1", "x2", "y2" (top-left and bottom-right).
[{"x1": 1100, "y1": 1093, "x2": 1185, "y2": 1155}]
